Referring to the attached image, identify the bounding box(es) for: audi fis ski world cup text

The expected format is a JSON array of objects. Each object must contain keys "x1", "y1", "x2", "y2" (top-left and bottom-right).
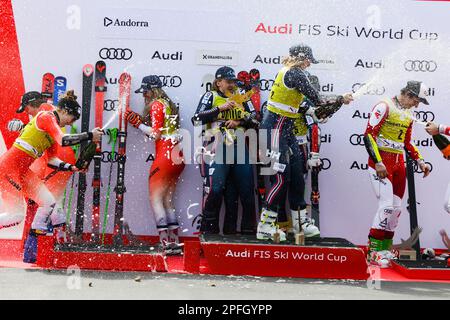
[{"x1": 255, "y1": 22, "x2": 439, "y2": 41}]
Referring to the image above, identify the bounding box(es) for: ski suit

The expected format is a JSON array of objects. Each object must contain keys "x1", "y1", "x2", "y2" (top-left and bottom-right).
[
  {"x1": 193, "y1": 89, "x2": 258, "y2": 234},
  {"x1": 261, "y1": 67, "x2": 320, "y2": 214},
  {"x1": 136, "y1": 99, "x2": 185, "y2": 232},
  {"x1": 364, "y1": 97, "x2": 423, "y2": 250}
]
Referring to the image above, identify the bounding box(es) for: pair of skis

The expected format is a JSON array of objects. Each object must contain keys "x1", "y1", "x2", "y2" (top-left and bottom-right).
[
  {"x1": 41, "y1": 73, "x2": 67, "y2": 105},
  {"x1": 75, "y1": 62, "x2": 131, "y2": 245}
]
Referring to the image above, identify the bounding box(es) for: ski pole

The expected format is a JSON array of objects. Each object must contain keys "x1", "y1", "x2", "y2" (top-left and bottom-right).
[
  {"x1": 102, "y1": 128, "x2": 118, "y2": 245},
  {"x1": 65, "y1": 124, "x2": 80, "y2": 225}
]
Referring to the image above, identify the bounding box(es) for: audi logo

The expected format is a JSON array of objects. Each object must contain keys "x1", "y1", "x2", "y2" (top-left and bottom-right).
[
  {"x1": 404, "y1": 60, "x2": 437, "y2": 72},
  {"x1": 414, "y1": 111, "x2": 435, "y2": 122},
  {"x1": 99, "y1": 48, "x2": 133, "y2": 60},
  {"x1": 100, "y1": 151, "x2": 119, "y2": 163},
  {"x1": 349, "y1": 134, "x2": 365, "y2": 146},
  {"x1": 259, "y1": 79, "x2": 274, "y2": 91},
  {"x1": 158, "y1": 75, "x2": 182, "y2": 88},
  {"x1": 103, "y1": 99, "x2": 118, "y2": 111},
  {"x1": 320, "y1": 158, "x2": 331, "y2": 170},
  {"x1": 352, "y1": 83, "x2": 385, "y2": 95},
  {"x1": 413, "y1": 161, "x2": 433, "y2": 174}
]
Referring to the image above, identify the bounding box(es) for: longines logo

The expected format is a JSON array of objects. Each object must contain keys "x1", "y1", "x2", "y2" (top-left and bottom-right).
[
  {"x1": 354, "y1": 59, "x2": 385, "y2": 69},
  {"x1": 152, "y1": 51, "x2": 183, "y2": 61},
  {"x1": 104, "y1": 17, "x2": 149, "y2": 28}
]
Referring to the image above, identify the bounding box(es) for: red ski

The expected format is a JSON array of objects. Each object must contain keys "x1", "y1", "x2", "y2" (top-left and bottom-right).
[
  {"x1": 113, "y1": 72, "x2": 131, "y2": 246},
  {"x1": 41, "y1": 73, "x2": 55, "y2": 104}
]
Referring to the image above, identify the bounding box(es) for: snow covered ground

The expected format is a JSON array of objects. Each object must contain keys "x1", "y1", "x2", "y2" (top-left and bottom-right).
[{"x1": 0, "y1": 268, "x2": 449, "y2": 300}]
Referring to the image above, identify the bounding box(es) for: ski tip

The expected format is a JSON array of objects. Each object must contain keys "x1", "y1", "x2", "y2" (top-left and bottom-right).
[
  {"x1": 42, "y1": 72, "x2": 55, "y2": 79},
  {"x1": 83, "y1": 64, "x2": 94, "y2": 77},
  {"x1": 95, "y1": 60, "x2": 106, "y2": 73},
  {"x1": 118, "y1": 72, "x2": 131, "y2": 83}
]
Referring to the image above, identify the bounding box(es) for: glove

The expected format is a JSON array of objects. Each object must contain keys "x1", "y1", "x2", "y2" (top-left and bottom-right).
[
  {"x1": 125, "y1": 110, "x2": 143, "y2": 128},
  {"x1": 8, "y1": 119, "x2": 24, "y2": 132},
  {"x1": 307, "y1": 152, "x2": 321, "y2": 168}
]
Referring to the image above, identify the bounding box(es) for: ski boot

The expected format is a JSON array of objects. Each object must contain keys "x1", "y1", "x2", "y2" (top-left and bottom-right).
[
  {"x1": 256, "y1": 208, "x2": 286, "y2": 242},
  {"x1": 290, "y1": 209, "x2": 320, "y2": 237}
]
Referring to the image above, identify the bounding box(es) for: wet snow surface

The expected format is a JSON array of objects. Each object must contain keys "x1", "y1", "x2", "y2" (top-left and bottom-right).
[{"x1": 0, "y1": 268, "x2": 449, "y2": 299}]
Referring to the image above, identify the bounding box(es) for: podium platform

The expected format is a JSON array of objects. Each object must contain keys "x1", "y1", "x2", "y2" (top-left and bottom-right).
[
  {"x1": 391, "y1": 259, "x2": 450, "y2": 281},
  {"x1": 35, "y1": 236, "x2": 168, "y2": 272},
  {"x1": 184, "y1": 234, "x2": 370, "y2": 280}
]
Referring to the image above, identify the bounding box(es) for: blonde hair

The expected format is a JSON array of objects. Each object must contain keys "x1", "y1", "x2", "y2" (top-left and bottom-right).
[
  {"x1": 142, "y1": 88, "x2": 179, "y2": 128},
  {"x1": 281, "y1": 55, "x2": 307, "y2": 69},
  {"x1": 212, "y1": 79, "x2": 221, "y2": 92}
]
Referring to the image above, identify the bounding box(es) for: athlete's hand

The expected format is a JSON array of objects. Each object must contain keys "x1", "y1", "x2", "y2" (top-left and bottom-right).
[
  {"x1": 419, "y1": 161, "x2": 431, "y2": 178},
  {"x1": 375, "y1": 162, "x2": 388, "y2": 179},
  {"x1": 342, "y1": 93, "x2": 354, "y2": 105},
  {"x1": 218, "y1": 101, "x2": 237, "y2": 112},
  {"x1": 425, "y1": 122, "x2": 439, "y2": 136},
  {"x1": 125, "y1": 110, "x2": 143, "y2": 128},
  {"x1": 91, "y1": 127, "x2": 104, "y2": 143},
  {"x1": 307, "y1": 152, "x2": 321, "y2": 168},
  {"x1": 224, "y1": 120, "x2": 241, "y2": 129},
  {"x1": 7, "y1": 119, "x2": 24, "y2": 132}
]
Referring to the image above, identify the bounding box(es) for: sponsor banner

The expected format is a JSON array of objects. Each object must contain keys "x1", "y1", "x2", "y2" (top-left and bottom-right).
[
  {"x1": 8, "y1": 0, "x2": 450, "y2": 249},
  {"x1": 96, "y1": 8, "x2": 243, "y2": 43},
  {"x1": 196, "y1": 50, "x2": 239, "y2": 66}
]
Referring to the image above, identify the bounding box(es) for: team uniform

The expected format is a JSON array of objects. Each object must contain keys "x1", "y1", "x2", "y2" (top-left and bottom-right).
[
  {"x1": 257, "y1": 67, "x2": 321, "y2": 241},
  {"x1": 0, "y1": 106, "x2": 91, "y2": 232},
  {"x1": 364, "y1": 97, "x2": 425, "y2": 265},
  {"x1": 133, "y1": 99, "x2": 185, "y2": 249},
  {"x1": 193, "y1": 89, "x2": 258, "y2": 235},
  {"x1": 29, "y1": 103, "x2": 76, "y2": 199}
]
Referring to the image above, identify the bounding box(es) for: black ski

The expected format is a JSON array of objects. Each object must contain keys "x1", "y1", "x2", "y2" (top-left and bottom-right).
[
  {"x1": 75, "y1": 64, "x2": 94, "y2": 237},
  {"x1": 405, "y1": 152, "x2": 421, "y2": 258}
]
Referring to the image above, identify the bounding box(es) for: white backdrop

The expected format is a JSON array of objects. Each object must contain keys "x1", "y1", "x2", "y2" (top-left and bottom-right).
[{"x1": 4, "y1": 0, "x2": 450, "y2": 248}]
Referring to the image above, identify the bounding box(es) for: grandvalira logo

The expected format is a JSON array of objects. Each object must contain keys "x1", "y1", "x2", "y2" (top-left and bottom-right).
[
  {"x1": 99, "y1": 48, "x2": 133, "y2": 60},
  {"x1": 104, "y1": 17, "x2": 149, "y2": 28}
]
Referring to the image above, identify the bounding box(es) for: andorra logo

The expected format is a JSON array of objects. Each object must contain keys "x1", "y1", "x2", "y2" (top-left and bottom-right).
[{"x1": 104, "y1": 17, "x2": 149, "y2": 28}]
